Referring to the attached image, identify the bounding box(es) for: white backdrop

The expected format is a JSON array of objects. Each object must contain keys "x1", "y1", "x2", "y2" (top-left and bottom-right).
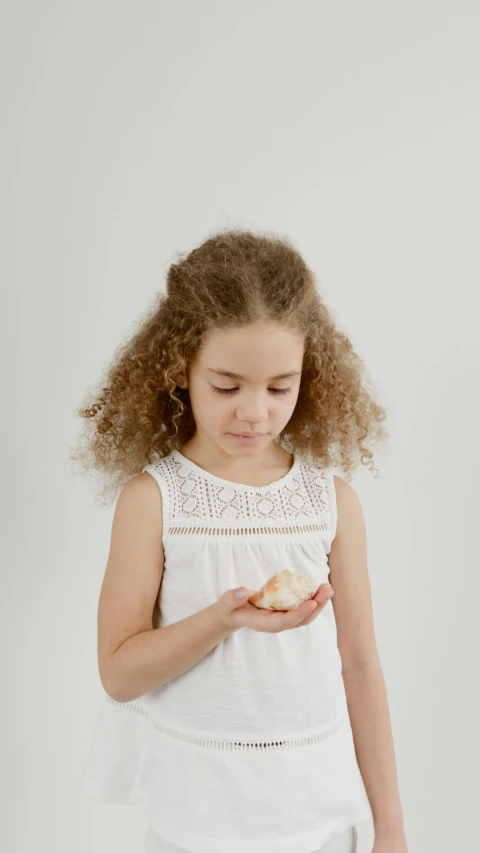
[{"x1": 2, "y1": 2, "x2": 479, "y2": 852}]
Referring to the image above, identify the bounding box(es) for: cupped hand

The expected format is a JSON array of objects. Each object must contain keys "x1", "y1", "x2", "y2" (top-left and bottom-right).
[{"x1": 214, "y1": 582, "x2": 334, "y2": 634}]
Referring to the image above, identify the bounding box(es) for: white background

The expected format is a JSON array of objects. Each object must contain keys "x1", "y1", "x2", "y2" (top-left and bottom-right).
[{"x1": 1, "y1": 1, "x2": 479, "y2": 851}]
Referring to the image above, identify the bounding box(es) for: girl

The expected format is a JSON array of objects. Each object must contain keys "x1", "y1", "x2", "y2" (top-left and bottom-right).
[{"x1": 73, "y1": 228, "x2": 407, "y2": 853}]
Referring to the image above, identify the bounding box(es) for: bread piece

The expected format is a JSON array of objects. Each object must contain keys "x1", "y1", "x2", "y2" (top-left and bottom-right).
[{"x1": 247, "y1": 569, "x2": 318, "y2": 611}]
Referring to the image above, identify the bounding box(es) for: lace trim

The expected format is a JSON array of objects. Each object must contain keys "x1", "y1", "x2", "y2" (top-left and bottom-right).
[
  {"x1": 105, "y1": 695, "x2": 346, "y2": 751},
  {"x1": 143, "y1": 454, "x2": 336, "y2": 532},
  {"x1": 169, "y1": 522, "x2": 330, "y2": 535}
]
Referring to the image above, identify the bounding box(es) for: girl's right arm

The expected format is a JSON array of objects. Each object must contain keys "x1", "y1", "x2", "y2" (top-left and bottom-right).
[{"x1": 97, "y1": 473, "x2": 236, "y2": 703}]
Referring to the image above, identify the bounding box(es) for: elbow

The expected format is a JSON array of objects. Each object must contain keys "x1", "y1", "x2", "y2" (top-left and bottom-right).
[
  {"x1": 100, "y1": 669, "x2": 145, "y2": 704},
  {"x1": 103, "y1": 683, "x2": 126, "y2": 703},
  {"x1": 102, "y1": 678, "x2": 135, "y2": 704},
  {"x1": 100, "y1": 672, "x2": 120, "y2": 703},
  {"x1": 99, "y1": 660, "x2": 131, "y2": 704}
]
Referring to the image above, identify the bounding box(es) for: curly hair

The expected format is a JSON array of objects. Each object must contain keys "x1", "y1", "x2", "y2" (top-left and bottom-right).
[{"x1": 70, "y1": 226, "x2": 389, "y2": 505}]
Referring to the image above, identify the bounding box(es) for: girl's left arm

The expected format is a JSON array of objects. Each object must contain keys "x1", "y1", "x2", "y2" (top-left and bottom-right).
[{"x1": 327, "y1": 475, "x2": 408, "y2": 853}]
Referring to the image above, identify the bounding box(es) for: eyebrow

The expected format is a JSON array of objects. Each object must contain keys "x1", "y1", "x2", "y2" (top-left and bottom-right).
[{"x1": 208, "y1": 368, "x2": 302, "y2": 381}]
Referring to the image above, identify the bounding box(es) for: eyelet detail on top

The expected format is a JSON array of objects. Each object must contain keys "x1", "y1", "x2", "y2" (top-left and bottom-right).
[
  {"x1": 169, "y1": 522, "x2": 330, "y2": 536},
  {"x1": 143, "y1": 450, "x2": 337, "y2": 536},
  {"x1": 105, "y1": 695, "x2": 347, "y2": 751},
  {"x1": 173, "y1": 448, "x2": 300, "y2": 492}
]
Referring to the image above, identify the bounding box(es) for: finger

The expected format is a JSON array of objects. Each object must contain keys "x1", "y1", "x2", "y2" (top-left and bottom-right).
[
  {"x1": 314, "y1": 583, "x2": 333, "y2": 600},
  {"x1": 298, "y1": 591, "x2": 333, "y2": 626},
  {"x1": 297, "y1": 604, "x2": 322, "y2": 626},
  {"x1": 285, "y1": 599, "x2": 318, "y2": 628},
  {"x1": 313, "y1": 586, "x2": 334, "y2": 605}
]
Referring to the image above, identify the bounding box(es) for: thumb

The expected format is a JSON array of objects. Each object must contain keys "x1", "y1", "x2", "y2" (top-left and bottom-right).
[{"x1": 231, "y1": 587, "x2": 252, "y2": 609}]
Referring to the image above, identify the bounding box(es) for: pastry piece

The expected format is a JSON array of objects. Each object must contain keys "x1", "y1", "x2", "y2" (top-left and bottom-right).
[{"x1": 248, "y1": 569, "x2": 318, "y2": 611}]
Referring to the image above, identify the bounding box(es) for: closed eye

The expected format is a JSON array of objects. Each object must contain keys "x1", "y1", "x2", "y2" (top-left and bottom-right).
[{"x1": 211, "y1": 385, "x2": 292, "y2": 396}]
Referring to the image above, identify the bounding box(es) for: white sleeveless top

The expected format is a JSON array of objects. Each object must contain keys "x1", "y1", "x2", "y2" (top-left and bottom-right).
[{"x1": 80, "y1": 448, "x2": 372, "y2": 853}]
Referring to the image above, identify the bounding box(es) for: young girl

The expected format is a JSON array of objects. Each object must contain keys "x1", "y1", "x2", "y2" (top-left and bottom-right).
[{"x1": 74, "y1": 228, "x2": 407, "y2": 853}]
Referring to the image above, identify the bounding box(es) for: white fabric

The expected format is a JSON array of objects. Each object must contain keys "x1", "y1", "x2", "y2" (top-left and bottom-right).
[
  {"x1": 143, "y1": 824, "x2": 358, "y2": 852},
  {"x1": 81, "y1": 448, "x2": 372, "y2": 853}
]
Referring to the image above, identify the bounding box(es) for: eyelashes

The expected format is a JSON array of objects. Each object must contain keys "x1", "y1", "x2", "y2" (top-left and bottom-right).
[{"x1": 211, "y1": 385, "x2": 292, "y2": 396}]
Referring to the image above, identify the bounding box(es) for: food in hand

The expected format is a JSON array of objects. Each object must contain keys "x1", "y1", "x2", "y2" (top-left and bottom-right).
[{"x1": 247, "y1": 569, "x2": 318, "y2": 611}]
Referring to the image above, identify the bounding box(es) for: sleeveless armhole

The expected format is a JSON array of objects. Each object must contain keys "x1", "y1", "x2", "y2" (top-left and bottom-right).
[
  {"x1": 323, "y1": 470, "x2": 338, "y2": 552},
  {"x1": 141, "y1": 462, "x2": 171, "y2": 550}
]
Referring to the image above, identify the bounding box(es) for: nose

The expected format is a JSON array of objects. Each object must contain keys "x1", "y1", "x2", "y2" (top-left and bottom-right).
[{"x1": 236, "y1": 393, "x2": 269, "y2": 425}]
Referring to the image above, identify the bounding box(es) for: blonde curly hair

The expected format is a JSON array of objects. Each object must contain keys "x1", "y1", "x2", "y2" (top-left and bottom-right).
[{"x1": 70, "y1": 227, "x2": 389, "y2": 505}]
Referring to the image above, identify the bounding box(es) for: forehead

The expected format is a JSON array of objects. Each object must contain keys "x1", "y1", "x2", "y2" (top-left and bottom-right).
[{"x1": 197, "y1": 323, "x2": 304, "y2": 380}]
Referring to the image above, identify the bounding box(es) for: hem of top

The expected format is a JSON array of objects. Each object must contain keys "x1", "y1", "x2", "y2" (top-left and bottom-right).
[
  {"x1": 142, "y1": 805, "x2": 373, "y2": 853},
  {"x1": 80, "y1": 774, "x2": 372, "y2": 853}
]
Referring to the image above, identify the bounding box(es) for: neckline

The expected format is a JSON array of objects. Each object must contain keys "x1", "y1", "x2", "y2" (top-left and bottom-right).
[{"x1": 173, "y1": 448, "x2": 300, "y2": 492}]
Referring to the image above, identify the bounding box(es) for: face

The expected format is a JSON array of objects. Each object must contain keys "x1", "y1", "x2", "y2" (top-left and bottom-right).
[{"x1": 180, "y1": 321, "x2": 304, "y2": 458}]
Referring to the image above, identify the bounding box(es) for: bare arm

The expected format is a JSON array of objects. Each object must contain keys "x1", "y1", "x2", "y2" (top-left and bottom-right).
[
  {"x1": 97, "y1": 473, "x2": 235, "y2": 703},
  {"x1": 108, "y1": 604, "x2": 234, "y2": 702},
  {"x1": 328, "y1": 476, "x2": 407, "y2": 845}
]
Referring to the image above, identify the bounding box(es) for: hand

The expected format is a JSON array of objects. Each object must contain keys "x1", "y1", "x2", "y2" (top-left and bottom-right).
[{"x1": 214, "y1": 582, "x2": 334, "y2": 634}]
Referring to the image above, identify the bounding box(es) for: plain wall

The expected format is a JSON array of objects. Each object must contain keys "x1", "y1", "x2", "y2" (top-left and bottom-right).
[{"x1": 1, "y1": 1, "x2": 479, "y2": 851}]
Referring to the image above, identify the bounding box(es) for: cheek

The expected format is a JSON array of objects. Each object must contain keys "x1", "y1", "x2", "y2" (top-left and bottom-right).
[
  {"x1": 202, "y1": 395, "x2": 232, "y2": 417},
  {"x1": 280, "y1": 394, "x2": 300, "y2": 421}
]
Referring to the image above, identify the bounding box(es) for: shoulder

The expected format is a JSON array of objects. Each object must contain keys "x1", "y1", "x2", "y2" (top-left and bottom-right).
[
  {"x1": 332, "y1": 475, "x2": 365, "y2": 534},
  {"x1": 114, "y1": 471, "x2": 163, "y2": 520},
  {"x1": 123, "y1": 469, "x2": 163, "y2": 495},
  {"x1": 332, "y1": 473, "x2": 355, "y2": 495},
  {"x1": 332, "y1": 473, "x2": 360, "y2": 500},
  {"x1": 109, "y1": 473, "x2": 165, "y2": 569}
]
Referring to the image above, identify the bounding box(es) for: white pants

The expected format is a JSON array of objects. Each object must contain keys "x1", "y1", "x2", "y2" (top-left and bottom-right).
[{"x1": 143, "y1": 825, "x2": 358, "y2": 853}]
